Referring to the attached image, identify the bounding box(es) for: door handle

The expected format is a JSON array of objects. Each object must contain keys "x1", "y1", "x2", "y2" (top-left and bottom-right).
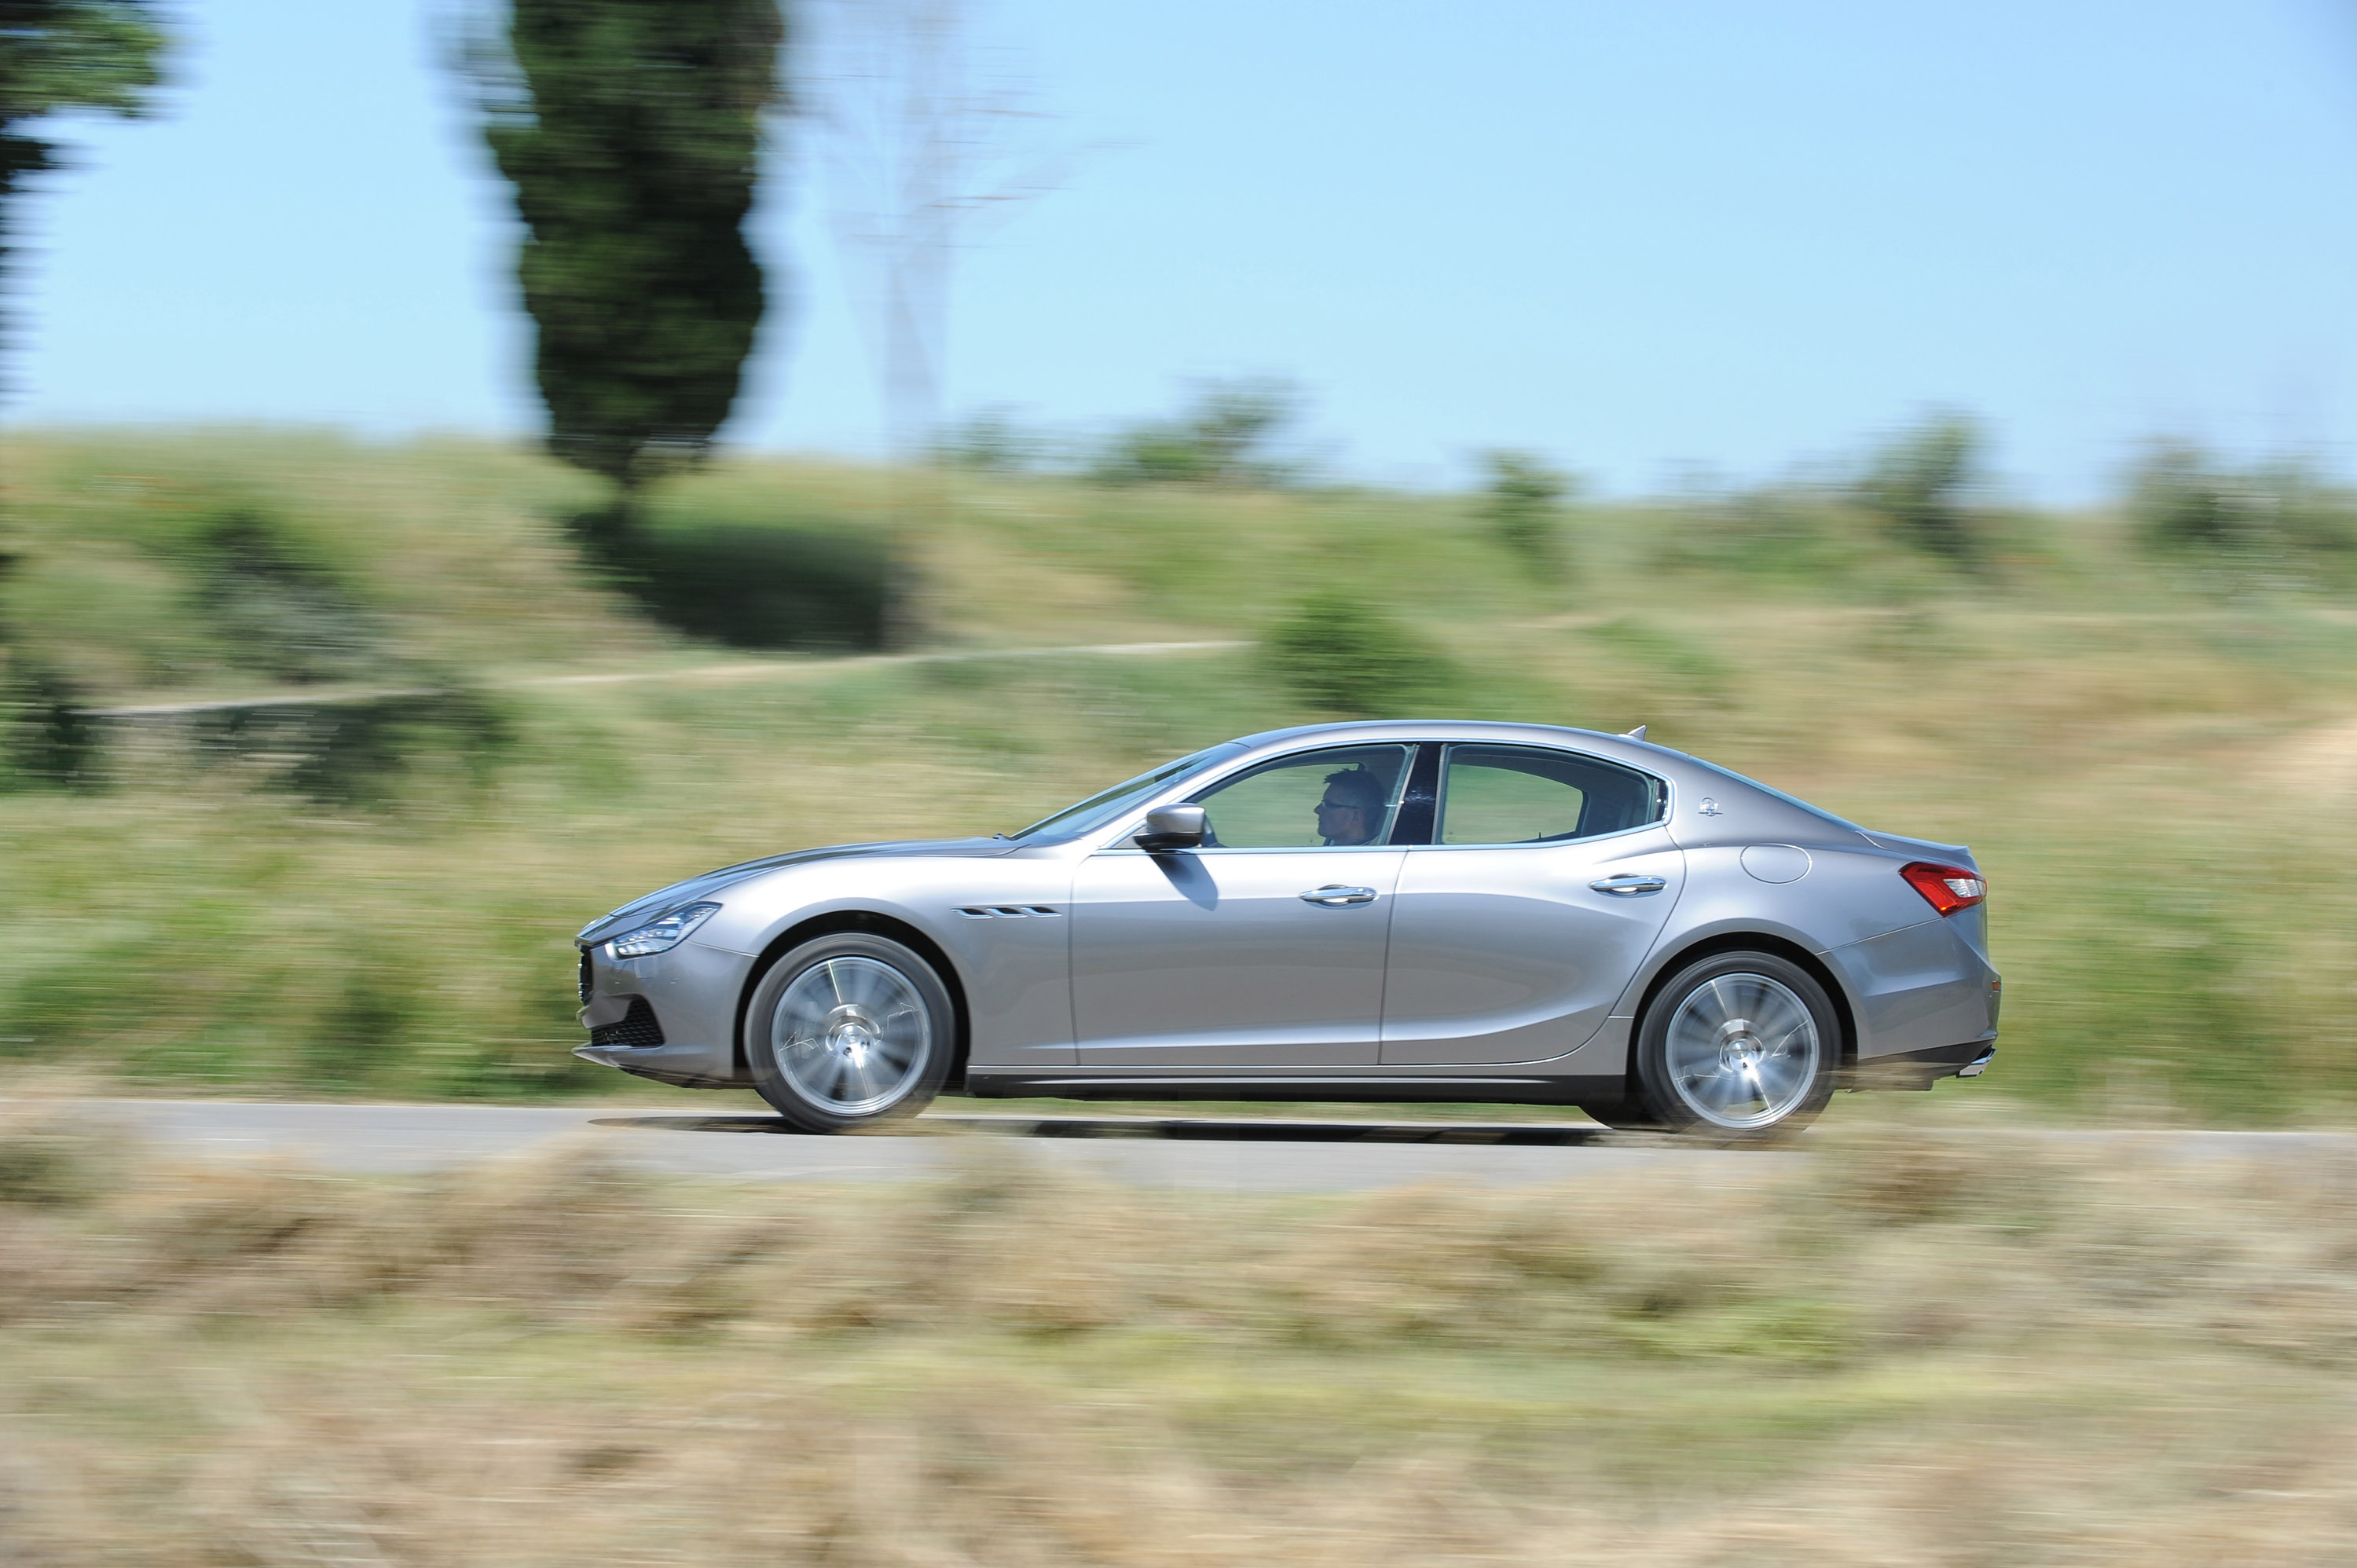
[
  {"x1": 1590, "y1": 874, "x2": 1667, "y2": 896},
  {"x1": 1299, "y1": 885, "x2": 1378, "y2": 906}
]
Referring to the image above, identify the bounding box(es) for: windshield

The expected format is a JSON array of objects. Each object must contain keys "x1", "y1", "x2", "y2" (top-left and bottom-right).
[
  {"x1": 1011, "y1": 743, "x2": 1248, "y2": 841},
  {"x1": 1681, "y1": 756, "x2": 1860, "y2": 830}
]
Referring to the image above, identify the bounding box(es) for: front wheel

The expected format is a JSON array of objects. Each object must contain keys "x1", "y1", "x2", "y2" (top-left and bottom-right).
[
  {"x1": 746, "y1": 933, "x2": 954, "y2": 1133},
  {"x1": 1633, "y1": 951, "x2": 1837, "y2": 1142}
]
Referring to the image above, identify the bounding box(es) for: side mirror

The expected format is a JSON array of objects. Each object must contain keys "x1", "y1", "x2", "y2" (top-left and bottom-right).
[{"x1": 1134, "y1": 803, "x2": 1207, "y2": 852}]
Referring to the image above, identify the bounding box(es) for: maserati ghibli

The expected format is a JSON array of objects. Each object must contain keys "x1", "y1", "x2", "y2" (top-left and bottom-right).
[{"x1": 573, "y1": 722, "x2": 1999, "y2": 1141}]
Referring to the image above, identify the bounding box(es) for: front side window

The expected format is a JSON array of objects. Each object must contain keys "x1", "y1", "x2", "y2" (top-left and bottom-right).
[
  {"x1": 1015, "y1": 742, "x2": 1247, "y2": 841},
  {"x1": 1437, "y1": 745, "x2": 1665, "y2": 845},
  {"x1": 1186, "y1": 745, "x2": 1413, "y2": 849}
]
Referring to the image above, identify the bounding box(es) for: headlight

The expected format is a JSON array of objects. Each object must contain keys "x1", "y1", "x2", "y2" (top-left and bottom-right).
[{"x1": 606, "y1": 902, "x2": 720, "y2": 958}]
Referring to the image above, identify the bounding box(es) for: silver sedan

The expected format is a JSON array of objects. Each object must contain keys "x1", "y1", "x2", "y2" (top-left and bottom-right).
[{"x1": 573, "y1": 721, "x2": 1999, "y2": 1140}]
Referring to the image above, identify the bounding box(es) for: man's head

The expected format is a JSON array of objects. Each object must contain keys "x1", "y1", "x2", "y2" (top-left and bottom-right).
[{"x1": 1315, "y1": 764, "x2": 1388, "y2": 846}]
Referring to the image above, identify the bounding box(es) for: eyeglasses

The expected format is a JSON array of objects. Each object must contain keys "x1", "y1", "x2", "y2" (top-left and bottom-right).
[{"x1": 1315, "y1": 799, "x2": 1365, "y2": 815}]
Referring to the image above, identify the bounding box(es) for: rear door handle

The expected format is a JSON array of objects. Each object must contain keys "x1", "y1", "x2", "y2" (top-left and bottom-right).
[
  {"x1": 1300, "y1": 885, "x2": 1378, "y2": 906},
  {"x1": 1590, "y1": 874, "x2": 1667, "y2": 896}
]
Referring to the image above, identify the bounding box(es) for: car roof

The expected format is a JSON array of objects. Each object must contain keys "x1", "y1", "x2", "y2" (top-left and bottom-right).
[{"x1": 1226, "y1": 719, "x2": 1674, "y2": 769}]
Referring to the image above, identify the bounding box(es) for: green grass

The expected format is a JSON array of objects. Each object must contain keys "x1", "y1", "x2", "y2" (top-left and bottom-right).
[{"x1": 4, "y1": 426, "x2": 2356, "y2": 1120}]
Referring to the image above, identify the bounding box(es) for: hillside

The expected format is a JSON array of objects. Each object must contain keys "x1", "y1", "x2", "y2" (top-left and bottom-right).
[{"x1": 2, "y1": 427, "x2": 2352, "y2": 1119}]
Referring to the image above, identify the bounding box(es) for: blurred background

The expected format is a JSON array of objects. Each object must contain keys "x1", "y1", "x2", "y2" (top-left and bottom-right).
[{"x1": 5, "y1": 0, "x2": 2357, "y2": 1122}]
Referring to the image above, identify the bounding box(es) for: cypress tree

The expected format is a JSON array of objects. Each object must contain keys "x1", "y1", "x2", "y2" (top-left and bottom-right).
[{"x1": 470, "y1": 0, "x2": 784, "y2": 491}]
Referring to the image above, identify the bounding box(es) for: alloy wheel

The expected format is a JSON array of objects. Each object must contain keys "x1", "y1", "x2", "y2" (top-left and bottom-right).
[
  {"x1": 771, "y1": 955, "x2": 933, "y2": 1116},
  {"x1": 1661, "y1": 970, "x2": 1822, "y2": 1130}
]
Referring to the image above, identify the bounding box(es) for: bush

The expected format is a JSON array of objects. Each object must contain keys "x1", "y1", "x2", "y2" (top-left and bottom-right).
[
  {"x1": 1475, "y1": 449, "x2": 1575, "y2": 573},
  {"x1": 1262, "y1": 592, "x2": 1447, "y2": 716},
  {"x1": 2128, "y1": 440, "x2": 2256, "y2": 552},
  {"x1": 1091, "y1": 378, "x2": 1306, "y2": 487},
  {"x1": 194, "y1": 687, "x2": 517, "y2": 808},
  {"x1": 1851, "y1": 411, "x2": 1989, "y2": 562},
  {"x1": 179, "y1": 507, "x2": 378, "y2": 683},
  {"x1": 930, "y1": 407, "x2": 1057, "y2": 473},
  {"x1": 2124, "y1": 440, "x2": 2357, "y2": 579},
  {"x1": 0, "y1": 653, "x2": 102, "y2": 790}
]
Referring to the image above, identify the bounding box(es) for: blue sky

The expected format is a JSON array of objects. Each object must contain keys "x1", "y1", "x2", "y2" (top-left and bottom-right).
[{"x1": 16, "y1": 0, "x2": 2357, "y2": 499}]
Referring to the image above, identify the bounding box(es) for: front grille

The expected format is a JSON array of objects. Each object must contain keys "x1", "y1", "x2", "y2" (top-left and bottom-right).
[
  {"x1": 590, "y1": 995, "x2": 665, "y2": 1050},
  {"x1": 577, "y1": 947, "x2": 594, "y2": 1004}
]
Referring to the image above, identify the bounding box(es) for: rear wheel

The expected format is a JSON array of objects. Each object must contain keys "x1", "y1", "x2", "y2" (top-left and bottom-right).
[
  {"x1": 1634, "y1": 951, "x2": 1837, "y2": 1142},
  {"x1": 746, "y1": 933, "x2": 953, "y2": 1133}
]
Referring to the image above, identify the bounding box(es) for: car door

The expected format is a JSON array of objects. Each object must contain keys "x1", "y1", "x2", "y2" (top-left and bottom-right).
[
  {"x1": 1072, "y1": 743, "x2": 1413, "y2": 1068},
  {"x1": 1380, "y1": 742, "x2": 1684, "y2": 1065}
]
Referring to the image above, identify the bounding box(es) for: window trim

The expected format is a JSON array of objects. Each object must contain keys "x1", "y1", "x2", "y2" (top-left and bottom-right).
[
  {"x1": 1386, "y1": 741, "x2": 1443, "y2": 847},
  {"x1": 1426, "y1": 742, "x2": 1670, "y2": 850}
]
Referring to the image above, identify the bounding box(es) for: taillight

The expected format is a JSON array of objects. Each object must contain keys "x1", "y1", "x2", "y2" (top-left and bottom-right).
[{"x1": 1901, "y1": 861, "x2": 1986, "y2": 916}]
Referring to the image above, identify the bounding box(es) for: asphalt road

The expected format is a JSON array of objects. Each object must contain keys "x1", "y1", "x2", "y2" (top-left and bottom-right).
[
  {"x1": 53, "y1": 1099, "x2": 2354, "y2": 1192},
  {"x1": 80, "y1": 1100, "x2": 1761, "y2": 1192}
]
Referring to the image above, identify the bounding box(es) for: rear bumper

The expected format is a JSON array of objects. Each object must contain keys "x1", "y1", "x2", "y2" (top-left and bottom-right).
[
  {"x1": 1824, "y1": 918, "x2": 2000, "y2": 1061},
  {"x1": 1843, "y1": 1035, "x2": 1998, "y2": 1090}
]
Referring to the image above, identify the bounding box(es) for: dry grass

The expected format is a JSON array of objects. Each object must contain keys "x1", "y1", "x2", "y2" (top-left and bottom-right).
[{"x1": 6, "y1": 1097, "x2": 2357, "y2": 1563}]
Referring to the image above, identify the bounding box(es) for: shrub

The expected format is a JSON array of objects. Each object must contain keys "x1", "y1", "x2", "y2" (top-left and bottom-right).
[
  {"x1": 1852, "y1": 411, "x2": 1989, "y2": 562},
  {"x1": 1475, "y1": 449, "x2": 1575, "y2": 573},
  {"x1": 194, "y1": 687, "x2": 515, "y2": 808},
  {"x1": 1262, "y1": 591, "x2": 1446, "y2": 716},
  {"x1": 0, "y1": 652, "x2": 102, "y2": 790},
  {"x1": 180, "y1": 507, "x2": 377, "y2": 683},
  {"x1": 2124, "y1": 440, "x2": 2357, "y2": 580},
  {"x1": 2128, "y1": 440, "x2": 2257, "y2": 552},
  {"x1": 1091, "y1": 378, "x2": 1306, "y2": 487},
  {"x1": 930, "y1": 407, "x2": 1056, "y2": 473}
]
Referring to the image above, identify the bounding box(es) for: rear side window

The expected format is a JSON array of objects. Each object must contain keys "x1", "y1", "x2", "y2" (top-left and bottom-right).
[{"x1": 1437, "y1": 745, "x2": 1666, "y2": 845}]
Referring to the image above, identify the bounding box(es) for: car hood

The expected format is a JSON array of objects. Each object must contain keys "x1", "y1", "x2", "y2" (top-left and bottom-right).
[{"x1": 577, "y1": 837, "x2": 1017, "y2": 943}]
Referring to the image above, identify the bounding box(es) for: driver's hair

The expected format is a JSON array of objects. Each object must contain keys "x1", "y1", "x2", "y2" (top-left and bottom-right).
[{"x1": 1321, "y1": 764, "x2": 1387, "y2": 817}]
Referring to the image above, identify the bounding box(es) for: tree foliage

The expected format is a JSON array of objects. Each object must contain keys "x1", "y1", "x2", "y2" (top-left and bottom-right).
[
  {"x1": 466, "y1": 0, "x2": 785, "y2": 489},
  {"x1": 0, "y1": 1, "x2": 167, "y2": 339}
]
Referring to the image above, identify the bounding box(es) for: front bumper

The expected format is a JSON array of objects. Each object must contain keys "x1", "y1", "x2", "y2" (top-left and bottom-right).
[{"x1": 573, "y1": 936, "x2": 751, "y2": 1088}]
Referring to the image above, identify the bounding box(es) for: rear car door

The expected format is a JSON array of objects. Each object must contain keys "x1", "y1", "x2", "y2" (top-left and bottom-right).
[
  {"x1": 1072, "y1": 743, "x2": 1413, "y2": 1068},
  {"x1": 1380, "y1": 743, "x2": 1684, "y2": 1065}
]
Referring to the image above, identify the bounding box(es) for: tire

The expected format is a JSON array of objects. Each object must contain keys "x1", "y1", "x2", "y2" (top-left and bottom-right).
[
  {"x1": 744, "y1": 933, "x2": 955, "y2": 1133},
  {"x1": 1633, "y1": 951, "x2": 1838, "y2": 1142}
]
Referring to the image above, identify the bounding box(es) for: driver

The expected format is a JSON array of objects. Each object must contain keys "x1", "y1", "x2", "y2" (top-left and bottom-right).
[{"x1": 1314, "y1": 764, "x2": 1389, "y2": 847}]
